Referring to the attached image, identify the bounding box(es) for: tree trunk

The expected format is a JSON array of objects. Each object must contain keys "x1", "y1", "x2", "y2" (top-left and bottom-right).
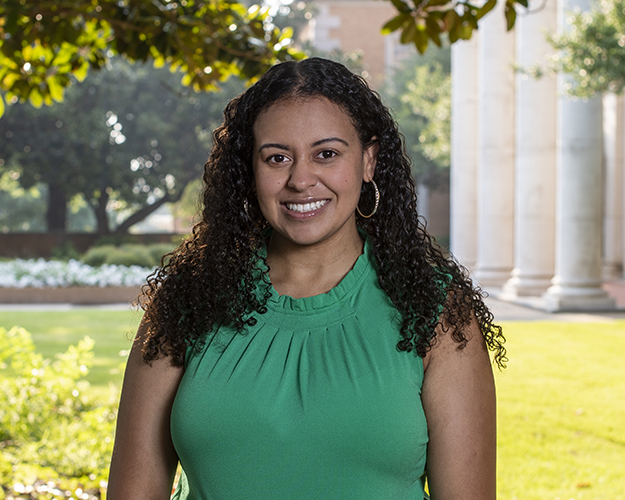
[
  {"x1": 46, "y1": 182, "x2": 67, "y2": 232},
  {"x1": 92, "y1": 191, "x2": 111, "y2": 235}
]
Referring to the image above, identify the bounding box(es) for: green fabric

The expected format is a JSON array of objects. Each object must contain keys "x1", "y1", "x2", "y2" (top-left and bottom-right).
[{"x1": 170, "y1": 236, "x2": 429, "y2": 499}]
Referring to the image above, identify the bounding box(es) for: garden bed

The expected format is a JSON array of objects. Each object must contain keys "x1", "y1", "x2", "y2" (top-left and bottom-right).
[
  {"x1": 0, "y1": 285, "x2": 142, "y2": 304},
  {"x1": 0, "y1": 259, "x2": 151, "y2": 304}
]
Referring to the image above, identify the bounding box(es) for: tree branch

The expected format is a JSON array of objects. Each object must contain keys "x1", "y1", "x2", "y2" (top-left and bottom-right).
[{"x1": 113, "y1": 180, "x2": 191, "y2": 234}]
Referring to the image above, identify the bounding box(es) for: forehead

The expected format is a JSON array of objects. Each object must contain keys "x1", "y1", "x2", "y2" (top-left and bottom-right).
[{"x1": 253, "y1": 97, "x2": 358, "y2": 141}]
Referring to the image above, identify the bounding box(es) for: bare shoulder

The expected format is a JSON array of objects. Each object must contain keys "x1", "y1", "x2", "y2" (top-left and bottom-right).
[
  {"x1": 422, "y1": 314, "x2": 490, "y2": 371},
  {"x1": 107, "y1": 317, "x2": 185, "y2": 500},
  {"x1": 421, "y1": 315, "x2": 497, "y2": 500}
]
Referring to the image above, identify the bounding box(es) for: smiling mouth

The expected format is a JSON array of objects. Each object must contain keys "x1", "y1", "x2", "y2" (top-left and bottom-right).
[{"x1": 285, "y1": 200, "x2": 328, "y2": 213}]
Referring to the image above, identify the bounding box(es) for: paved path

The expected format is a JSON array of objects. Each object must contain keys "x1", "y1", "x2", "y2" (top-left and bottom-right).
[
  {"x1": 2, "y1": 296, "x2": 625, "y2": 323},
  {"x1": 484, "y1": 296, "x2": 625, "y2": 323}
]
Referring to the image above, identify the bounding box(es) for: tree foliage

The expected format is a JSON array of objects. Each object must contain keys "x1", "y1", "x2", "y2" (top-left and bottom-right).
[
  {"x1": 0, "y1": 59, "x2": 244, "y2": 233},
  {"x1": 382, "y1": 45, "x2": 451, "y2": 186},
  {"x1": 548, "y1": 0, "x2": 625, "y2": 97},
  {"x1": 381, "y1": 0, "x2": 526, "y2": 54},
  {"x1": 0, "y1": 170, "x2": 47, "y2": 232},
  {"x1": 0, "y1": 0, "x2": 302, "y2": 116}
]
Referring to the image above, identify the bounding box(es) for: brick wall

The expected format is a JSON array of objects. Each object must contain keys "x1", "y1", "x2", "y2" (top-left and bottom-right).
[{"x1": 0, "y1": 233, "x2": 181, "y2": 259}]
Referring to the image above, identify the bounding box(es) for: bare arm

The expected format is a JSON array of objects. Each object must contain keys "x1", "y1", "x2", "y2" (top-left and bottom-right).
[
  {"x1": 107, "y1": 319, "x2": 185, "y2": 500},
  {"x1": 422, "y1": 318, "x2": 497, "y2": 500}
]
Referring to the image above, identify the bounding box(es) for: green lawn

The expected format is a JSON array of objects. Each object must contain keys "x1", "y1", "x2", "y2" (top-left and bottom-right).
[
  {"x1": 1, "y1": 311, "x2": 624, "y2": 499},
  {"x1": 0, "y1": 309, "x2": 140, "y2": 387},
  {"x1": 496, "y1": 321, "x2": 625, "y2": 500}
]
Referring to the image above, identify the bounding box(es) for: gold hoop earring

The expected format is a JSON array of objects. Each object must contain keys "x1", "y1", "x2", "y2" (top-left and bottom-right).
[{"x1": 356, "y1": 179, "x2": 379, "y2": 218}]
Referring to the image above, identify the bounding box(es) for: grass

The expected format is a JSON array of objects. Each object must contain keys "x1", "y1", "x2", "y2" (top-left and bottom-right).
[
  {"x1": 496, "y1": 321, "x2": 625, "y2": 500},
  {"x1": 0, "y1": 309, "x2": 140, "y2": 387},
  {"x1": 1, "y1": 311, "x2": 624, "y2": 499}
]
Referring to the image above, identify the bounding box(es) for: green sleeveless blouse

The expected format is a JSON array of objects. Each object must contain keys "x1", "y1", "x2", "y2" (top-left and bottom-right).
[{"x1": 170, "y1": 236, "x2": 429, "y2": 499}]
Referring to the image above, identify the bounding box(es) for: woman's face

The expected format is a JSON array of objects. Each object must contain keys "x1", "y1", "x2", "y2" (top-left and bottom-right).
[{"x1": 252, "y1": 97, "x2": 377, "y2": 249}]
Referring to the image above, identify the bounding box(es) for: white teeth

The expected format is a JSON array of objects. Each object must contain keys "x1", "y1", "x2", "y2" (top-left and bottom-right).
[{"x1": 286, "y1": 200, "x2": 327, "y2": 213}]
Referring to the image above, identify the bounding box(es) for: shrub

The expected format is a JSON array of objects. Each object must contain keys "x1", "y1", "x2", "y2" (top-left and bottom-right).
[
  {"x1": 147, "y1": 243, "x2": 176, "y2": 267},
  {"x1": 81, "y1": 243, "x2": 177, "y2": 269},
  {"x1": 105, "y1": 245, "x2": 154, "y2": 268},
  {"x1": 0, "y1": 327, "x2": 118, "y2": 499},
  {"x1": 50, "y1": 242, "x2": 81, "y2": 262},
  {"x1": 81, "y1": 246, "x2": 117, "y2": 267}
]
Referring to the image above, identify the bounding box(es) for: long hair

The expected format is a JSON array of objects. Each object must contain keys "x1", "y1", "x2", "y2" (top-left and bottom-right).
[{"x1": 139, "y1": 57, "x2": 506, "y2": 368}]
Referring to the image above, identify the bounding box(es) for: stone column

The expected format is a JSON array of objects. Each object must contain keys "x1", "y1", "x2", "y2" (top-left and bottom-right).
[
  {"x1": 544, "y1": 0, "x2": 616, "y2": 311},
  {"x1": 602, "y1": 94, "x2": 624, "y2": 279},
  {"x1": 450, "y1": 35, "x2": 480, "y2": 270},
  {"x1": 503, "y1": 0, "x2": 557, "y2": 297},
  {"x1": 474, "y1": 1, "x2": 515, "y2": 287}
]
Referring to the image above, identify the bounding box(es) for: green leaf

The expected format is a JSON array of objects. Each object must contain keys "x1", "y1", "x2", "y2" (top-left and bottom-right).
[
  {"x1": 515, "y1": 0, "x2": 529, "y2": 7},
  {"x1": 279, "y1": 26, "x2": 294, "y2": 42},
  {"x1": 382, "y1": 13, "x2": 411, "y2": 34},
  {"x1": 476, "y1": 0, "x2": 497, "y2": 20},
  {"x1": 390, "y1": 0, "x2": 413, "y2": 14},
  {"x1": 5, "y1": 10, "x2": 19, "y2": 34},
  {"x1": 400, "y1": 18, "x2": 417, "y2": 44},
  {"x1": 505, "y1": 3, "x2": 517, "y2": 31},
  {"x1": 426, "y1": 0, "x2": 451, "y2": 6},
  {"x1": 444, "y1": 9, "x2": 460, "y2": 32},
  {"x1": 449, "y1": 23, "x2": 461, "y2": 43},
  {"x1": 2, "y1": 70, "x2": 21, "y2": 89},
  {"x1": 47, "y1": 77, "x2": 64, "y2": 102},
  {"x1": 181, "y1": 72, "x2": 193, "y2": 86},
  {"x1": 414, "y1": 25, "x2": 429, "y2": 54},
  {"x1": 425, "y1": 17, "x2": 442, "y2": 47},
  {"x1": 464, "y1": 12, "x2": 479, "y2": 30},
  {"x1": 28, "y1": 88, "x2": 43, "y2": 108},
  {"x1": 73, "y1": 61, "x2": 89, "y2": 82},
  {"x1": 0, "y1": 93, "x2": 5, "y2": 118},
  {"x1": 153, "y1": 55, "x2": 166, "y2": 68},
  {"x1": 460, "y1": 20, "x2": 474, "y2": 40}
]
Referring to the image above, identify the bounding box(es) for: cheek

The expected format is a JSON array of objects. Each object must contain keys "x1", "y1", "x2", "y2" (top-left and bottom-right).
[
  {"x1": 332, "y1": 165, "x2": 363, "y2": 193},
  {"x1": 254, "y1": 173, "x2": 281, "y2": 206}
]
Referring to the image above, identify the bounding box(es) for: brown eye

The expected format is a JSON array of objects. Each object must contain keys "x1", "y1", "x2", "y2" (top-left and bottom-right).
[
  {"x1": 269, "y1": 154, "x2": 287, "y2": 163},
  {"x1": 317, "y1": 150, "x2": 337, "y2": 159}
]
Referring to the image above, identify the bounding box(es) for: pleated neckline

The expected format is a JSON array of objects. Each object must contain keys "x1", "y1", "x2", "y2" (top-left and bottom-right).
[{"x1": 258, "y1": 229, "x2": 374, "y2": 313}]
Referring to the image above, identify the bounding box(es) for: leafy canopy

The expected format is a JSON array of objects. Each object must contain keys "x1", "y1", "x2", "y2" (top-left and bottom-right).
[
  {"x1": 381, "y1": 0, "x2": 526, "y2": 54},
  {"x1": 0, "y1": 0, "x2": 302, "y2": 116},
  {"x1": 0, "y1": 58, "x2": 244, "y2": 234},
  {"x1": 548, "y1": 0, "x2": 625, "y2": 97}
]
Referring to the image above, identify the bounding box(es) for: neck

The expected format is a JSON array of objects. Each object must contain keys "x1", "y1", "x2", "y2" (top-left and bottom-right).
[{"x1": 266, "y1": 225, "x2": 364, "y2": 298}]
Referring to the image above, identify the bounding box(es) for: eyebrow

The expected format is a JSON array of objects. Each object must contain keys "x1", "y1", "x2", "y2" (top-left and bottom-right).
[
  {"x1": 312, "y1": 137, "x2": 349, "y2": 147},
  {"x1": 258, "y1": 143, "x2": 289, "y2": 152},
  {"x1": 257, "y1": 137, "x2": 349, "y2": 152}
]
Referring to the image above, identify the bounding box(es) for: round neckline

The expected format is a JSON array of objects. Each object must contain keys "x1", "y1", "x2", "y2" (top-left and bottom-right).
[{"x1": 257, "y1": 229, "x2": 374, "y2": 313}]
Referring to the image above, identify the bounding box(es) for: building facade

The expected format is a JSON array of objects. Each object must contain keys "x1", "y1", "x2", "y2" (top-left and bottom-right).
[{"x1": 450, "y1": 0, "x2": 618, "y2": 311}]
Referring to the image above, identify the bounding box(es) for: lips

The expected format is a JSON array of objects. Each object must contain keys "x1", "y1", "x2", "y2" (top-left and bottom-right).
[{"x1": 284, "y1": 199, "x2": 328, "y2": 213}]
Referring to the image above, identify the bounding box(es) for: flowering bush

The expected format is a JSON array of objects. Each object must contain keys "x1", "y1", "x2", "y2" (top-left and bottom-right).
[
  {"x1": 0, "y1": 326, "x2": 118, "y2": 499},
  {"x1": 0, "y1": 259, "x2": 153, "y2": 288}
]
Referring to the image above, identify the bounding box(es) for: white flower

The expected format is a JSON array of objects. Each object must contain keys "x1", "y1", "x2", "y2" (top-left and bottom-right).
[{"x1": 0, "y1": 259, "x2": 155, "y2": 288}]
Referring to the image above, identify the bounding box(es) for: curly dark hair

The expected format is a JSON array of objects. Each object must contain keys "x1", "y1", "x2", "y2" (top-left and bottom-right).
[{"x1": 139, "y1": 57, "x2": 506, "y2": 368}]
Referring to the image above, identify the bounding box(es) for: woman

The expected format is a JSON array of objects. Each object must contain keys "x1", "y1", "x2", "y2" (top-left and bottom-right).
[{"x1": 108, "y1": 57, "x2": 505, "y2": 500}]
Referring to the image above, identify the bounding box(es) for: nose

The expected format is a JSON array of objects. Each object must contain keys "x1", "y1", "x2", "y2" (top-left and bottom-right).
[{"x1": 287, "y1": 159, "x2": 317, "y2": 192}]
